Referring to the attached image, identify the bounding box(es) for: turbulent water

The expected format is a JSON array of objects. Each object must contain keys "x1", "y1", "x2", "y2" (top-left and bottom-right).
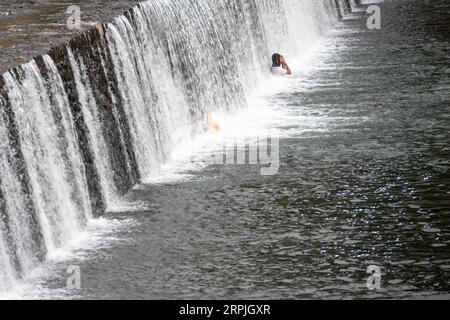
[{"x1": 1, "y1": 0, "x2": 449, "y2": 299}]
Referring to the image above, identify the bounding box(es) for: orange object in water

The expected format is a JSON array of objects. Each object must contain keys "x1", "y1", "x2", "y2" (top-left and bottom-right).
[{"x1": 207, "y1": 115, "x2": 221, "y2": 132}]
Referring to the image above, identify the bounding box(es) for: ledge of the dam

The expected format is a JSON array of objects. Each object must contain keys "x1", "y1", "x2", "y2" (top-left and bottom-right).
[{"x1": 0, "y1": 0, "x2": 142, "y2": 74}]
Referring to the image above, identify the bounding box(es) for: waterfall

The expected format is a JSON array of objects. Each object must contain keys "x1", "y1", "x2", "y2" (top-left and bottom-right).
[
  {"x1": 0, "y1": 57, "x2": 93, "y2": 292},
  {"x1": 0, "y1": 0, "x2": 357, "y2": 294}
]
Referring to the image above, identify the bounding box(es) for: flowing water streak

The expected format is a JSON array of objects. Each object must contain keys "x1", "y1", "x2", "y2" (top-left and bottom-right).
[
  {"x1": 106, "y1": 19, "x2": 163, "y2": 178},
  {"x1": 0, "y1": 0, "x2": 353, "y2": 294},
  {"x1": 67, "y1": 48, "x2": 118, "y2": 207},
  {"x1": 0, "y1": 95, "x2": 32, "y2": 291}
]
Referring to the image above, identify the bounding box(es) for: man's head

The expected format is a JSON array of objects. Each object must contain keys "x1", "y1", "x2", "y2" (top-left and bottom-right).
[{"x1": 272, "y1": 53, "x2": 282, "y2": 67}]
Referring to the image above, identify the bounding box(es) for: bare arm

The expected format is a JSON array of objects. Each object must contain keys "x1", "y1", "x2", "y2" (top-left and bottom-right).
[
  {"x1": 280, "y1": 55, "x2": 292, "y2": 75},
  {"x1": 282, "y1": 62, "x2": 292, "y2": 75}
]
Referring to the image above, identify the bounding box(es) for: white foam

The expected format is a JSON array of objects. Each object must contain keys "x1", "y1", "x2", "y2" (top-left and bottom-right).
[{"x1": 0, "y1": 217, "x2": 136, "y2": 300}]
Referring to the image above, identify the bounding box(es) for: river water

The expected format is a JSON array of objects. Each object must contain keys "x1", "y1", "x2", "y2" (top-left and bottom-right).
[{"x1": 5, "y1": 0, "x2": 450, "y2": 299}]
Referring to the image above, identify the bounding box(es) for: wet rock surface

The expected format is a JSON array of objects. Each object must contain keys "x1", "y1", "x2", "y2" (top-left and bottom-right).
[{"x1": 0, "y1": 0, "x2": 141, "y2": 74}]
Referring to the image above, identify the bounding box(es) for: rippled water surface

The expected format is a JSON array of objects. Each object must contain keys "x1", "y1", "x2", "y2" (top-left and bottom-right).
[{"x1": 38, "y1": 0, "x2": 449, "y2": 299}]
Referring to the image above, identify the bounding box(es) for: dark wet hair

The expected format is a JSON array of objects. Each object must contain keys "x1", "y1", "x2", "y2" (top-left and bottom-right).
[{"x1": 272, "y1": 53, "x2": 281, "y2": 67}]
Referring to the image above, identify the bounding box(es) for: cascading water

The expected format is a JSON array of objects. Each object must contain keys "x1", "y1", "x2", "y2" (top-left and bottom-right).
[
  {"x1": 0, "y1": 0, "x2": 357, "y2": 295},
  {"x1": 0, "y1": 57, "x2": 93, "y2": 292},
  {"x1": 67, "y1": 48, "x2": 119, "y2": 206}
]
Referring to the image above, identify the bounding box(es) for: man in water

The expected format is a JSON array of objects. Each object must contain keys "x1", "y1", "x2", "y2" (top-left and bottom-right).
[{"x1": 271, "y1": 53, "x2": 292, "y2": 76}]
